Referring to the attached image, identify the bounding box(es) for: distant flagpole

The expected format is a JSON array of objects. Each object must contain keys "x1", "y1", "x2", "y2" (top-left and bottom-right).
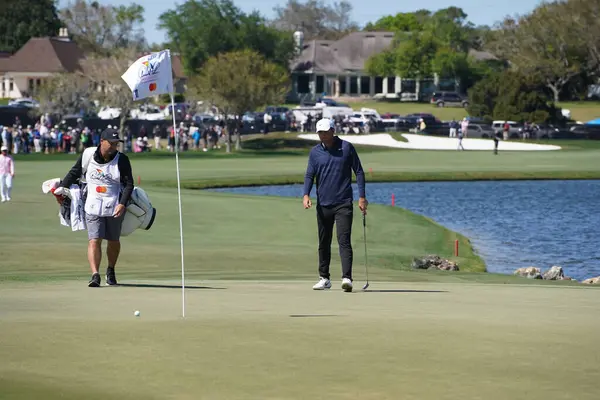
[{"x1": 121, "y1": 49, "x2": 186, "y2": 318}]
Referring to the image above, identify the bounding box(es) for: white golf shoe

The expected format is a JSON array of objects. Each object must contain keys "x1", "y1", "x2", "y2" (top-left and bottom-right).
[
  {"x1": 312, "y1": 277, "x2": 332, "y2": 290},
  {"x1": 341, "y1": 278, "x2": 353, "y2": 292}
]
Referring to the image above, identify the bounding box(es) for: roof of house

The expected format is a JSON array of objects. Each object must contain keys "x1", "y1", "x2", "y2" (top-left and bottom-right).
[
  {"x1": 291, "y1": 31, "x2": 395, "y2": 74},
  {"x1": 0, "y1": 37, "x2": 84, "y2": 74},
  {"x1": 171, "y1": 54, "x2": 186, "y2": 79},
  {"x1": 468, "y1": 49, "x2": 498, "y2": 61},
  {"x1": 291, "y1": 31, "x2": 499, "y2": 74},
  {"x1": 0, "y1": 38, "x2": 187, "y2": 79}
]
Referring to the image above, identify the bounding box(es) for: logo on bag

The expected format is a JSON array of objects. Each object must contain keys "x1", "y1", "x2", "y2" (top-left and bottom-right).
[
  {"x1": 90, "y1": 168, "x2": 114, "y2": 183},
  {"x1": 96, "y1": 186, "x2": 107, "y2": 193}
]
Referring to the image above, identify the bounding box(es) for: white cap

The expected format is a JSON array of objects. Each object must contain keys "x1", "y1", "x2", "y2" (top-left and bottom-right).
[
  {"x1": 1, "y1": 145, "x2": 7, "y2": 151},
  {"x1": 316, "y1": 118, "x2": 333, "y2": 132}
]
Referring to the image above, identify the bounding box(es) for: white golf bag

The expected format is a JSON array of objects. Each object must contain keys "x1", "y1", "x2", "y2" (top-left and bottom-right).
[{"x1": 42, "y1": 153, "x2": 157, "y2": 237}]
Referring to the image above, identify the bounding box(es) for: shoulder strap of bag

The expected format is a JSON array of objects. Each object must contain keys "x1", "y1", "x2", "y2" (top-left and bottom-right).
[{"x1": 81, "y1": 147, "x2": 95, "y2": 182}]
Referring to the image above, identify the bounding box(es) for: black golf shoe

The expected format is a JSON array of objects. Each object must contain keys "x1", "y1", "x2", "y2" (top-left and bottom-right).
[
  {"x1": 106, "y1": 267, "x2": 118, "y2": 286},
  {"x1": 88, "y1": 273, "x2": 101, "y2": 287}
]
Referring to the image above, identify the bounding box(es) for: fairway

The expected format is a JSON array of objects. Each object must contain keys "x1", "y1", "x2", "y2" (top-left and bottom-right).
[{"x1": 2, "y1": 143, "x2": 600, "y2": 399}]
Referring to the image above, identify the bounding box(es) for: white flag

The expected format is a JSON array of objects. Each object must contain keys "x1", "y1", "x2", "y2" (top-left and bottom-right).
[{"x1": 121, "y1": 50, "x2": 173, "y2": 101}]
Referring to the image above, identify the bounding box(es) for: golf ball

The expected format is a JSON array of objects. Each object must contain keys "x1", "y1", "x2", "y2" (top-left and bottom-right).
[{"x1": 134, "y1": 310, "x2": 140, "y2": 317}]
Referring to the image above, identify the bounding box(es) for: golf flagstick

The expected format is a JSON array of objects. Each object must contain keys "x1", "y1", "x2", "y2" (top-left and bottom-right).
[
  {"x1": 362, "y1": 213, "x2": 369, "y2": 291},
  {"x1": 121, "y1": 49, "x2": 186, "y2": 318},
  {"x1": 171, "y1": 92, "x2": 186, "y2": 318}
]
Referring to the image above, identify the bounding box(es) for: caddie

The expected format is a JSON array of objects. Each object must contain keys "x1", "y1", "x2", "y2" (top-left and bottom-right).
[{"x1": 57, "y1": 128, "x2": 134, "y2": 287}]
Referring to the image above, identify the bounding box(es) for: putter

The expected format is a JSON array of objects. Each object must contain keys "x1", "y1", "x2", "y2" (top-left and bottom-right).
[{"x1": 362, "y1": 213, "x2": 369, "y2": 291}]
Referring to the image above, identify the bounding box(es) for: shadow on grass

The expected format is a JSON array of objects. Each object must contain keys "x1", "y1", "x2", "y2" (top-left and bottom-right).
[
  {"x1": 361, "y1": 289, "x2": 448, "y2": 293},
  {"x1": 289, "y1": 314, "x2": 342, "y2": 318},
  {"x1": 118, "y1": 283, "x2": 225, "y2": 290},
  {"x1": 242, "y1": 137, "x2": 315, "y2": 151}
]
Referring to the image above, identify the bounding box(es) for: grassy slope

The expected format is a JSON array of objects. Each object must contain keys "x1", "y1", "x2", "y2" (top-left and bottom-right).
[{"x1": 1, "y1": 156, "x2": 486, "y2": 283}]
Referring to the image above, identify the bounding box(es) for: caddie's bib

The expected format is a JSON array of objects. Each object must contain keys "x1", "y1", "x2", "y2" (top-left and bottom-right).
[{"x1": 85, "y1": 153, "x2": 122, "y2": 217}]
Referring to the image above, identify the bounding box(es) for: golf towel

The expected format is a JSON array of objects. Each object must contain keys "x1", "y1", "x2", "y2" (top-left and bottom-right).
[{"x1": 58, "y1": 185, "x2": 87, "y2": 232}]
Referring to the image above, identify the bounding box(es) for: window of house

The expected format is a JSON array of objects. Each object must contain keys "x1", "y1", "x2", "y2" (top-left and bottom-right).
[
  {"x1": 36, "y1": 79, "x2": 41, "y2": 87},
  {"x1": 387, "y1": 77, "x2": 396, "y2": 93},
  {"x1": 315, "y1": 75, "x2": 324, "y2": 94},
  {"x1": 360, "y1": 76, "x2": 370, "y2": 94},
  {"x1": 9, "y1": 78, "x2": 13, "y2": 91},
  {"x1": 374, "y1": 77, "x2": 383, "y2": 93},
  {"x1": 297, "y1": 75, "x2": 310, "y2": 93},
  {"x1": 29, "y1": 79, "x2": 34, "y2": 92},
  {"x1": 350, "y1": 77, "x2": 358, "y2": 94},
  {"x1": 339, "y1": 78, "x2": 347, "y2": 94}
]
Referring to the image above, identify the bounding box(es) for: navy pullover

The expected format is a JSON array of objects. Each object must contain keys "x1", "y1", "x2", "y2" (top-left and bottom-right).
[{"x1": 303, "y1": 137, "x2": 366, "y2": 207}]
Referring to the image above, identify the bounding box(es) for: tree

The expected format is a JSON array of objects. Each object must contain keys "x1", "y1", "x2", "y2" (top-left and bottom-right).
[
  {"x1": 490, "y1": 2, "x2": 584, "y2": 102},
  {"x1": 467, "y1": 70, "x2": 560, "y2": 124},
  {"x1": 392, "y1": 33, "x2": 437, "y2": 79},
  {"x1": 190, "y1": 50, "x2": 290, "y2": 152},
  {"x1": 0, "y1": 0, "x2": 62, "y2": 53},
  {"x1": 35, "y1": 73, "x2": 93, "y2": 120},
  {"x1": 79, "y1": 48, "x2": 141, "y2": 138},
  {"x1": 272, "y1": 0, "x2": 358, "y2": 40},
  {"x1": 158, "y1": 0, "x2": 295, "y2": 74},
  {"x1": 364, "y1": 10, "x2": 430, "y2": 32},
  {"x1": 364, "y1": 7, "x2": 484, "y2": 90},
  {"x1": 59, "y1": 0, "x2": 146, "y2": 54},
  {"x1": 563, "y1": 0, "x2": 600, "y2": 83}
]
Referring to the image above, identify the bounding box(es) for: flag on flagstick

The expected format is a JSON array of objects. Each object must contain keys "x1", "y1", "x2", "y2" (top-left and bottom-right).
[
  {"x1": 121, "y1": 50, "x2": 173, "y2": 100},
  {"x1": 121, "y1": 50, "x2": 187, "y2": 318}
]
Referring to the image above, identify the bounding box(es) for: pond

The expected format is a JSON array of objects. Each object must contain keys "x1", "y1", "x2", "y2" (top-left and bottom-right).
[{"x1": 208, "y1": 180, "x2": 600, "y2": 281}]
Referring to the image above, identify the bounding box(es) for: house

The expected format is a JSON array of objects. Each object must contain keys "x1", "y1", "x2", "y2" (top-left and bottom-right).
[
  {"x1": 0, "y1": 30, "x2": 84, "y2": 98},
  {"x1": 0, "y1": 29, "x2": 187, "y2": 99},
  {"x1": 288, "y1": 30, "x2": 497, "y2": 102}
]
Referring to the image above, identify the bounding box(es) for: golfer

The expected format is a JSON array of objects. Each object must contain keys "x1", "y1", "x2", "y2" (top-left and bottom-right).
[
  {"x1": 0, "y1": 145, "x2": 15, "y2": 202},
  {"x1": 58, "y1": 128, "x2": 134, "y2": 287},
  {"x1": 493, "y1": 130, "x2": 501, "y2": 154},
  {"x1": 303, "y1": 118, "x2": 368, "y2": 292}
]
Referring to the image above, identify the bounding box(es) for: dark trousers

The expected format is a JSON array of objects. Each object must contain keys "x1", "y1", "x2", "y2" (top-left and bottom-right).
[{"x1": 316, "y1": 202, "x2": 353, "y2": 280}]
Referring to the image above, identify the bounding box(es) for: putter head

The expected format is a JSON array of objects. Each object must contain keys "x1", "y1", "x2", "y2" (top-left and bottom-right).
[{"x1": 362, "y1": 282, "x2": 369, "y2": 291}]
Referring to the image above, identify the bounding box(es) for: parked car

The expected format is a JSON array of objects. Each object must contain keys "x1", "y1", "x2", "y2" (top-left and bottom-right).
[
  {"x1": 466, "y1": 124, "x2": 496, "y2": 138},
  {"x1": 8, "y1": 98, "x2": 39, "y2": 108},
  {"x1": 430, "y1": 92, "x2": 469, "y2": 108},
  {"x1": 491, "y1": 120, "x2": 522, "y2": 138},
  {"x1": 130, "y1": 104, "x2": 166, "y2": 120},
  {"x1": 97, "y1": 106, "x2": 121, "y2": 119},
  {"x1": 534, "y1": 125, "x2": 576, "y2": 139}
]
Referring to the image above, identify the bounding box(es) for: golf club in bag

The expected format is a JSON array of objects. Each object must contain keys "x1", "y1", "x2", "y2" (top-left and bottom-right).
[{"x1": 362, "y1": 213, "x2": 369, "y2": 291}]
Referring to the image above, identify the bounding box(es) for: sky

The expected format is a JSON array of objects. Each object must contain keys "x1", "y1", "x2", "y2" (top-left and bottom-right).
[{"x1": 58, "y1": 0, "x2": 544, "y2": 45}]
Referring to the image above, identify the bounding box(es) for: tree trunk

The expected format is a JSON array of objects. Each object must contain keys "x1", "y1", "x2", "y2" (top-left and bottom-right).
[
  {"x1": 547, "y1": 83, "x2": 560, "y2": 103},
  {"x1": 235, "y1": 132, "x2": 241, "y2": 151},
  {"x1": 119, "y1": 112, "x2": 128, "y2": 153},
  {"x1": 226, "y1": 129, "x2": 231, "y2": 153}
]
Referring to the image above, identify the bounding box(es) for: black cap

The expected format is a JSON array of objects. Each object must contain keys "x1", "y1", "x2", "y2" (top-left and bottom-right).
[{"x1": 100, "y1": 128, "x2": 124, "y2": 143}]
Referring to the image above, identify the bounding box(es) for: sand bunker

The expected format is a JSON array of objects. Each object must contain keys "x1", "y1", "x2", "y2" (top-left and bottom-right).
[{"x1": 297, "y1": 133, "x2": 562, "y2": 151}]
